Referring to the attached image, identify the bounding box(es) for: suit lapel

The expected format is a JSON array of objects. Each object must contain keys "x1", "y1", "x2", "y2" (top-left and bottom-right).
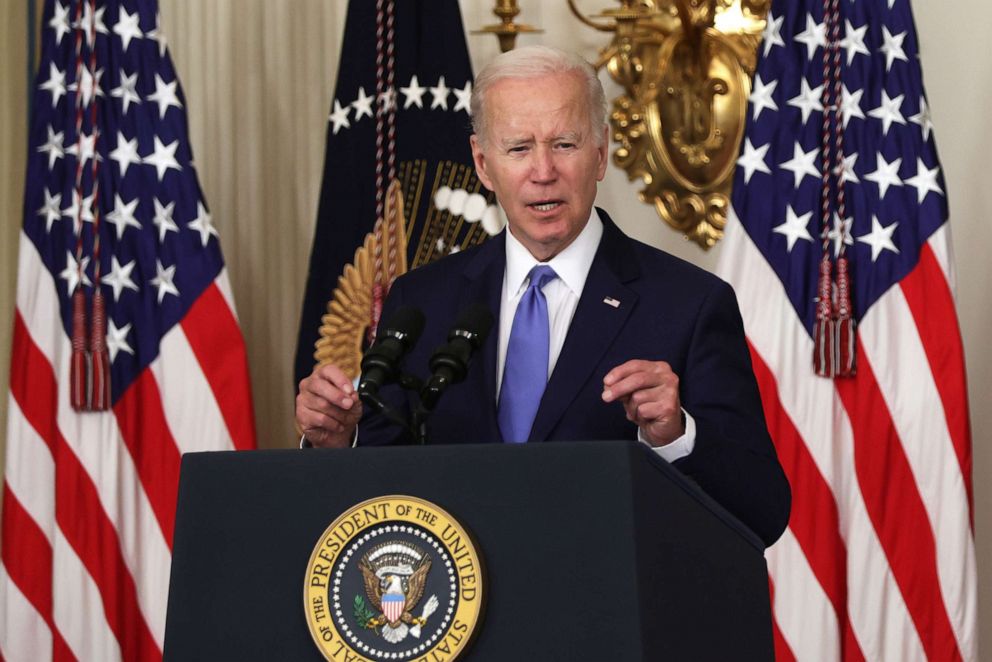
[
  {"x1": 456, "y1": 232, "x2": 506, "y2": 441},
  {"x1": 529, "y1": 212, "x2": 641, "y2": 442}
]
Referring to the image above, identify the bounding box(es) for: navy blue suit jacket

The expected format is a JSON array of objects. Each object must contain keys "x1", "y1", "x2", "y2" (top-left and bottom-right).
[{"x1": 358, "y1": 210, "x2": 790, "y2": 546}]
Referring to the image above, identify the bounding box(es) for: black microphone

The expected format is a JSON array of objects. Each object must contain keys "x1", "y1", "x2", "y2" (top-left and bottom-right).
[
  {"x1": 357, "y1": 306, "x2": 425, "y2": 398},
  {"x1": 421, "y1": 304, "x2": 494, "y2": 411}
]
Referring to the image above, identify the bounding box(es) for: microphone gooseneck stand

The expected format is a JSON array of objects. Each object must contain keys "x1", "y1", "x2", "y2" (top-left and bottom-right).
[
  {"x1": 357, "y1": 304, "x2": 494, "y2": 445},
  {"x1": 356, "y1": 369, "x2": 454, "y2": 445}
]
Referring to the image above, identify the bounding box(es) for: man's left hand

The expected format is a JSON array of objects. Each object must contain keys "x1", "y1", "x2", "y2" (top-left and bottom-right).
[{"x1": 602, "y1": 359, "x2": 684, "y2": 447}]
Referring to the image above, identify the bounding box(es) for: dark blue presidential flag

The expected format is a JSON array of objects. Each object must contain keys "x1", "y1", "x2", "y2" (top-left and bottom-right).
[
  {"x1": 718, "y1": 0, "x2": 974, "y2": 659},
  {"x1": 3, "y1": 1, "x2": 255, "y2": 658},
  {"x1": 293, "y1": 0, "x2": 500, "y2": 388}
]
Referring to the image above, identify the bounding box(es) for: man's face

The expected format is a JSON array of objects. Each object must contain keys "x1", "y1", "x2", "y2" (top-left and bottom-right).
[{"x1": 470, "y1": 72, "x2": 608, "y2": 262}]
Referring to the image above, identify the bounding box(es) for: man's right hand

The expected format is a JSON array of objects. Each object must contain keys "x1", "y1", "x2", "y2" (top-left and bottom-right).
[{"x1": 296, "y1": 364, "x2": 363, "y2": 448}]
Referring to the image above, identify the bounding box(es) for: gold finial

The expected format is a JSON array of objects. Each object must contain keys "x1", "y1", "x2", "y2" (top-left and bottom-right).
[{"x1": 472, "y1": 0, "x2": 542, "y2": 52}]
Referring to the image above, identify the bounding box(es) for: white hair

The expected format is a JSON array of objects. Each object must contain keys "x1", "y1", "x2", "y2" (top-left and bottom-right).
[{"x1": 470, "y1": 45, "x2": 608, "y2": 147}]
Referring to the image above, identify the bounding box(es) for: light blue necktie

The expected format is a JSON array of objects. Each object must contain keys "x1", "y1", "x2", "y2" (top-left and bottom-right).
[{"x1": 498, "y1": 265, "x2": 558, "y2": 443}]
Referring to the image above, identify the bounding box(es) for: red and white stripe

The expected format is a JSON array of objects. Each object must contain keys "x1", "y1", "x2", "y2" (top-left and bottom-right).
[
  {"x1": 1, "y1": 232, "x2": 256, "y2": 661},
  {"x1": 718, "y1": 212, "x2": 976, "y2": 661}
]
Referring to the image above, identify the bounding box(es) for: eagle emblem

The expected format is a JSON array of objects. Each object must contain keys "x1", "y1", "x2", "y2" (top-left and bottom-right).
[
  {"x1": 305, "y1": 497, "x2": 484, "y2": 660},
  {"x1": 356, "y1": 541, "x2": 440, "y2": 644}
]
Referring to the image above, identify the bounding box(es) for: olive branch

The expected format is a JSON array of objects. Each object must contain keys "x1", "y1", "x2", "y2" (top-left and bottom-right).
[{"x1": 353, "y1": 595, "x2": 378, "y2": 629}]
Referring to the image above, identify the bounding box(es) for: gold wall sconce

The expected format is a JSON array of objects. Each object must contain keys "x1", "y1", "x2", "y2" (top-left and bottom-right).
[{"x1": 476, "y1": 0, "x2": 769, "y2": 250}]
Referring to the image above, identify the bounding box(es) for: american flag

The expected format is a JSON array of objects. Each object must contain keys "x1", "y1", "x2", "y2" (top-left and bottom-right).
[
  {"x1": 718, "y1": 0, "x2": 975, "y2": 659},
  {"x1": 294, "y1": 0, "x2": 489, "y2": 388},
  {"x1": 1, "y1": 1, "x2": 256, "y2": 660}
]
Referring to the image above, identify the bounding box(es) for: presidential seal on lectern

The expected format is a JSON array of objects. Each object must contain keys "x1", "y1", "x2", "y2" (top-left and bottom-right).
[{"x1": 304, "y1": 495, "x2": 485, "y2": 661}]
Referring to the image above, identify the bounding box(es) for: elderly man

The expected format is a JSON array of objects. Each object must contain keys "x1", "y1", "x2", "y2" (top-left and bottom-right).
[{"x1": 296, "y1": 45, "x2": 790, "y2": 546}]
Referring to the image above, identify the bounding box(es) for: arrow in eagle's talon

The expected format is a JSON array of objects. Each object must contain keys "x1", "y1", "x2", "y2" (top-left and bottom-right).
[{"x1": 410, "y1": 594, "x2": 440, "y2": 637}]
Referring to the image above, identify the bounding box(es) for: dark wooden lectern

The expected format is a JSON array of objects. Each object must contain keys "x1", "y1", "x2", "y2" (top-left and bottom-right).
[{"x1": 164, "y1": 441, "x2": 773, "y2": 660}]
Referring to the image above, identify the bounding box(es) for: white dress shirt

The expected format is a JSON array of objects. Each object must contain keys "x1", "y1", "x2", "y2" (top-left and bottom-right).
[{"x1": 497, "y1": 210, "x2": 695, "y2": 462}]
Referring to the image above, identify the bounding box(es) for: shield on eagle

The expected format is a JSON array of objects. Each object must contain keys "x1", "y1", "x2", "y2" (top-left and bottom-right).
[{"x1": 381, "y1": 591, "x2": 405, "y2": 625}]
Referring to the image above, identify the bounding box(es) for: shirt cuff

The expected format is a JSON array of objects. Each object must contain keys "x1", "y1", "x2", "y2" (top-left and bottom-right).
[{"x1": 638, "y1": 408, "x2": 696, "y2": 463}]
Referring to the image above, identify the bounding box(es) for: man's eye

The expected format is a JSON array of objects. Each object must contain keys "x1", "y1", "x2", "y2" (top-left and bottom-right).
[
  {"x1": 556, "y1": 142, "x2": 576, "y2": 150},
  {"x1": 508, "y1": 146, "x2": 528, "y2": 153}
]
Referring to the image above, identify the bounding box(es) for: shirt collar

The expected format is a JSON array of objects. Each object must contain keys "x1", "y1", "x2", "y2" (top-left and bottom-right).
[{"x1": 503, "y1": 208, "x2": 604, "y2": 297}]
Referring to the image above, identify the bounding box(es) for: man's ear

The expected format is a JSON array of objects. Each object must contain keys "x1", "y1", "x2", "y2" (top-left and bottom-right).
[
  {"x1": 595, "y1": 126, "x2": 609, "y2": 181},
  {"x1": 470, "y1": 134, "x2": 494, "y2": 191}
]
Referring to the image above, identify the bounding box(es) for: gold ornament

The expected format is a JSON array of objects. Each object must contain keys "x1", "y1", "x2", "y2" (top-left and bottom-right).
[{"x1": 315, "y1": 180, "x2": 408, "y2": 380}]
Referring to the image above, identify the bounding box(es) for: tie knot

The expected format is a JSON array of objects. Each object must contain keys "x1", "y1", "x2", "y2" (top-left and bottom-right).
[{"x1": 527, "y1": 265, "x2": 557, "y2": 292}]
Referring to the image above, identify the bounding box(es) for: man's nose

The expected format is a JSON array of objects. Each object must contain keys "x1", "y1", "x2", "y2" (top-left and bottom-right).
[{"x1": 529, "y1": 148, "x2": 557, "y2": 183}]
